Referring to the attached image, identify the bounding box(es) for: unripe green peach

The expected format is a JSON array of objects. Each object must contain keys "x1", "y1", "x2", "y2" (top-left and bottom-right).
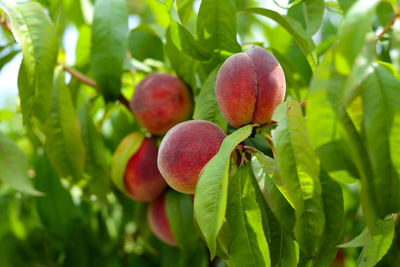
[
  {"x1": 130, "y1": 73, "x2": 192, "y2": 135},
  {"x1": 157, "y1": 120, "x2": 226, "y2": 194},
  {"x1": 147, "y1": 193, "x2": 177, "y2": 246},
  {"x1": 215, "y1": 47, "x2": 286, "y2": 128},
  {"x1": 124, "y1": 138, "x2": 166, "y2": 201}
]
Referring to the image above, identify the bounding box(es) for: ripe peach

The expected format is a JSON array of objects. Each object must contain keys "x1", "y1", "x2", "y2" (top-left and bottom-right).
[
  {"x1": 130, "y1": 73, "x2": 192, "y2": 135},
  {"x1": 157, "y1": 120, "x2": 226, "y2": 194},
  {"x1": 148, "y1": 193, "x2": 177, "y2": 246},
  {"x1": 124, "y1": 138, "x2": 167, "y2": 201},
  {"x1": 215, "y1": 47, "x2": 286, "y2": 128}
]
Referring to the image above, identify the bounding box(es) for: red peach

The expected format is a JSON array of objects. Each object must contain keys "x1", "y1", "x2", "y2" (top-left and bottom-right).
[
  {"x1": 215, "y1": 47, "x2": 286, "y2": 128},
  {"x1": 124, "y1": 138, "x2": 166, "y2": 201},
  {"x1": 130, "y1": 73, "x2": 192, "y2": 135},
  {"x1": 157, "y1": 120, "x2": 226, "y2": 194},
  {"x1": 147, "y1": 193, "x2": 177, "y2": 246}
]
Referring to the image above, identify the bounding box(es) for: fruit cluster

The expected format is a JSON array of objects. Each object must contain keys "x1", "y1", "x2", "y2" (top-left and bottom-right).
[{"x1": 112, "y1": 47, "x2": 285, "y2": 246}]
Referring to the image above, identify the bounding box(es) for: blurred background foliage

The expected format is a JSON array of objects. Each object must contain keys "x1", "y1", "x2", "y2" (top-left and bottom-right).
[{"x1": 0, "y1": 0, "x2": 399, "y2": 266}]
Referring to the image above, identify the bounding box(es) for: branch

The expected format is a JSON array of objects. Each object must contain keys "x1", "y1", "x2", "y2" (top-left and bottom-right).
[
  {"x1": 376, "y1": 11, "x2": 399, "y2": 41},
  {"x1": 58, "y1": 62, "x2": 130, "y2": 110}
]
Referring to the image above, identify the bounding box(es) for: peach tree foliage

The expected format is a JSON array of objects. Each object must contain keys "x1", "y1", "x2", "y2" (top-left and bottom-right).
[{"x1": 0, "y1": 0, "x2": 399, "y2": 266}]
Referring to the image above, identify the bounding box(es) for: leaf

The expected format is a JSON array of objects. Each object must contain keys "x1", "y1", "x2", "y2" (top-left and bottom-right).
[
  {"x1": 128, "y1": 26, "x2": 164, "y2": 61},
  {"x1": 226, "y1": 166, "x2": 271, "y2": 267},
  {"x1": 0, "y1": 132, "x2": 42, "y2": 195},
  {"x1": 0, "y1": 1, "x2": 58, "y2": 123},
  {"x1": 165, "y1": 190, "x2": 198, "y2": 252},
  {"x1": 35, "y1": 154, "x2": 78, "y2": 239},
  {"x1": 78, "y1": 103, "x2": 110, "y2": 201},
  {"x1": 361, "y1": 64, "x2": 400, "y2": 215},
  {"x1": 169, "y1": 20, "x2": 212, "y2": 61},
  {"x1": 312, "y1": 171, "x2": 345, "y2": 266},
  {"x1": 334, "y1": 0, "x2": 378, "y2": 75},
  {"x1": 194, "y1": 124, "x2": 253, "y2": 259},
  {"x1": 338, "y1": 107, "x2": 378, "y2": 233},
  {"x1": 0, "y1": 49, "x2": 19, "y2": 70},
  {"x1": 165, "y1": 27, "x2": 198, "y2": 91},
  {"x1": 44, "y1": 70, "x2": 86, "y2": 181},
  {"x1": 271, "y1": 99, "x2": 324, "y2": 257},
  {"x1": 240, "y1": 8, "x2": 317, "y2": 71},
  {"x1": 287, "y1": 0, "x2": 325, "y2": 35},
  {"x1": 197, "y1": 0, "x2": 241, "y2": 56},
  {"x1": 193, "y1": 67, "x2": 227, "y2": 132},
  {"x1": 91, "y1": 0, "x2": 128, "y2": 101},
  {"x1": 111, "y1": 132, "x2": 144, "y2": 194},
  {"x1": 273, "y1": 0, "x2": 303, "y2": 9},
  {"x1": 338, "y1": 216, "x2": 394, "y2": 267},
  {"x1": 251, "y1": 152, "x2": 296, "y2": 237}
]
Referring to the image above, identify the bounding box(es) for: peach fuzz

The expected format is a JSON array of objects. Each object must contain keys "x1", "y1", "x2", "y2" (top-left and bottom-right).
[
  {"x1": 157, "y1": 120, "x2": 226, "y2": 194},
  {"x1": 124, "y1": 138, "x2": 166, "y2": 202},
  {"x1": 215, "y1": 47, "x2": 286, "y2": 128},
  {"x1": 130, "y1": 73, "x2": 192, "y2": 135}
]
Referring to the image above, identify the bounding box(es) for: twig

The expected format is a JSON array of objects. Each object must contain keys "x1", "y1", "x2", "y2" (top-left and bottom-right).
[
  {"x1": 376, "y1": 11, "x2": 399, "y2": 41},
  {"x1": 58, "y1": 62, "x2": 130, "y2": 110},
  {"x1": 58, "y1": 62, "x2": 97, "y2": 88},
  {"x1": 264, "y1": 134, "x2": 276, "y2": 159}
]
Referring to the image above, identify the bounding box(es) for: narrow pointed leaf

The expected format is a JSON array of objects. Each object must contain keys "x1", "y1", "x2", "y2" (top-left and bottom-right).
[
  {"x1": 272, "y1": 99, "x2": 324, "y2": 257},
  {"x1": 194, "y1": 124, "x2": 253, "y2": 259},
  {"x1": 91, "y1": 0, "x2": 128, "y2": 100},
  {"x1": 44, "y1": 71, "x2": 85, "y2": 181},
  {"x1": 0, "y1": 1, "x2": 58, "y2": 123},
  {"x1": 0, "y1": 132, "x2": 42, "y2": 195},
  {"x1": 193, "y1": 67, "x2": 227, "y2": 132},
  {"x1": 226, "y1": 166, "x2": 270, "y2": 267}
]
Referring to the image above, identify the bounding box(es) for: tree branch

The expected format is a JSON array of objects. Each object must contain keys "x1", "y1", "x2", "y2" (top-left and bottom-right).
[
  {"x1": 376, "y1": 11, "x2": 399, "y2": 41},
  {"x1": 58, "y1": 62, "x2": 130, "y2": 110}
]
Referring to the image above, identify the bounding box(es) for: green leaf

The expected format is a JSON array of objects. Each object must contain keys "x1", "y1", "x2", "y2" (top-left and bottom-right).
[
  {"x1": 111, "y1": 132, "x2": 144, "y2": 194},
  {"x1": 338, "y1": 216, "x2": 394, "y2": 267},
  {"x1": 273, "y1": 0, "x2": 303, "y2": 9},
  {"x1": 193, "y1": 67, "x2": 227, "y2": 132},
  {"x1": 0, "y1": 1, "x2": 58, "y2": 123},
  {"x1": 334, "y1": 0, "x2": 378, "y2": 75},
  {"x1": 312, "y1": 171, "x2": 345, "y2": 266},
  {"x1": 78, "y1": 103, "x2": 110, "y2": 202},
  {"x1": 0, "y1": 49, "x2": 19, "y2": 70},
  {"x1": 226, "y1": 166, "x2": 271, "y2": 267},
  {"x1": 91, "y1": 0, "x2": 128, "y2": 101},
  {"x1": 197, "y1": 0, "x2": 241, "y2": 56},
  {"x1": 338, "y1": 107, "x2": 378, "y2": 233},
  {"x1": 194, "y1": 124, "x2": 253, "y2": 259},
  {"x1": 0, "y1": 132, "x2": 42, "y2": 195},
  {"x1": 251, "y1": 152, "x2": 295, "y2": 237},
  {"x1": 165, "y1": 190, "x2": 198, "y2": 252},
  {"x1": 240, "y1": 8, "x2": 317, "y2": 71},
  {"x1": 165, "y1": 27, "x2": 198, "y2": 91},
  {"x1": 361, "y1": 64, "x2": 400, "y2": 215},
  {"x1": 35, "y1": 154, "x2": 78, "y2": 239},
  {"x1": 287, "y1": 0, "x2": 325, "y2": 35},
  {"x1": 128, "y1": 26, "x2": 164, "y2": 61},
  {"x1": 169, "y1": 20, "x2": 212, "y2": 61},
  {"x1": 44, "y1": 70, "x2": 86, "y2": 180},
  {"x1": 271, "y1": 99, "x2": 324, "y2": 257}
]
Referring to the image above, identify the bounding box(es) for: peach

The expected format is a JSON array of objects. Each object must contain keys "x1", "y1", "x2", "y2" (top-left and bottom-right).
[
  {"x1": 130, "y1": 73, "x2": 192, "y2": 135},
  {"x1": 215, "y1": 47, "x2": 286, "y2": 128},
  {"x1": 157, "y1": 120, "x2": 226, "y2": 194},
  {"x1": 148, "y1": 193, "x2": 177, "y2": 246},
  {"x1": 124, "y1": 137, "x2": 167, "y2": 201}
]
